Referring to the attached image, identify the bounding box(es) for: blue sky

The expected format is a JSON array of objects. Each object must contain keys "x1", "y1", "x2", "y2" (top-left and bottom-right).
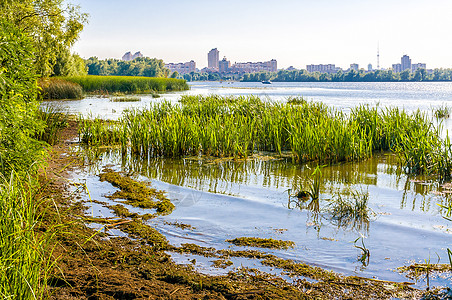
[{"x1": 72, "y1": 0, "x2": 452, "y2": 69}]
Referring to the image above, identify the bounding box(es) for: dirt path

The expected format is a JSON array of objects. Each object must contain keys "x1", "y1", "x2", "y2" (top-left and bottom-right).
[{"x1": 39, "y1": 121, "x2": 429, "y2": 299}]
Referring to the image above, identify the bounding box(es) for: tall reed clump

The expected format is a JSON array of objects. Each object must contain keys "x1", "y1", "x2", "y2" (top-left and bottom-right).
[
  {"x1": 35, "y1": 107, "x2": 69, "y2": 145},
  {"x1": 79, "y1": 95, "x2": 452, "y2": 178},
  {"x1": 0, "y1": 174, "x2": 48, "y2": 299},
  {"x1": 38, "y1": 77, "x2": 83, "y2": 100},
  {"x1": 78, "y1": 116, "x2": 124, "y2": 147},
  {"x1": 62, "y1": 75, "x2": 189, "y2": 94}
]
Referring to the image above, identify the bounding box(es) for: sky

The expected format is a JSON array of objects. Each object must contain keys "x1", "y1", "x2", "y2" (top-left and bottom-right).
[{"x1": 71, "y1": 0, "x2": 452, "y2": 70}]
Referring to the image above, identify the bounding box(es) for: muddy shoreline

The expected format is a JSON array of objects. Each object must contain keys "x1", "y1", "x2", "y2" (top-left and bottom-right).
[{"x1": 40, "y1": 120, "x2": 447, "y2": 299}]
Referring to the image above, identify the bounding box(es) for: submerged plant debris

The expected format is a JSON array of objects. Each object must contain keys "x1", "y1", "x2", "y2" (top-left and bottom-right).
[
  {"x1": 226, "y1": 237, "x2": 296, "y2": 250},
  {"x1": 398, "y1": 263, "x2": 452, "y2": 280},
  {"x1": 99, "y1": 169, "x2": 175, "y2": 214}
]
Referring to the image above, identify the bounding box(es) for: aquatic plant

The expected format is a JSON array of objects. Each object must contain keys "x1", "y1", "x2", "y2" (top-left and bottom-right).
[
  {"x1": 286, "y1": 96, "x2": 306, "y2": 105},
  {"x1": 434, "y1": 104, "x2": 451, "y2": 119},
  {"x1": 35, "y1": 106, "x2": 69, "y2": 145},
  {"x1": 226, "y1": 237, "x2": 295, "y2": 249},
  {"x1": 110, "y1": 96, "x2": 141, "y2": 102},
  {"x1": 62, "y1": 75, "x2": 189, "y2": 94},
  {"x1": 354, "y1": 236, "x2": 370, "y2": 266},
  {"x1": 448, "y1": 248, "x2": 452, "y2": 270},
  {"x1": 79, "y1": 95, "x2": 452, "y2": 179},
  {"x1": 38, "y1": 77, "x2": 83, "y2": 100},
  {"x1": 99, "y1": 169, "x2": 174, "y2": 214},
  {"x1": 328, "y1": 189, "x2": 372, "y2": 231}
]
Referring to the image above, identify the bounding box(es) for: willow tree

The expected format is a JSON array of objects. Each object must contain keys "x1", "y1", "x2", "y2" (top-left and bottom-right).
[{"x1": 0, "y1": 0, "x2": 88, "y2": 76}]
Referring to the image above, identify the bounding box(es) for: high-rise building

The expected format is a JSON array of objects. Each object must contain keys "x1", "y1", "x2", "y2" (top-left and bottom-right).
[
  {"x1": 231, "y1": 60, "x2": 277, "y2": 73},
  {"x1": 350, "y1": 63, "x2": 359, "y2": 71},
  {"x1": 165, "y1": 60, "x2": 196, "y2": 75},
  {"x1": 122, "y1": 51, "x2": 143, "y2": 61},
  {"x1": 401, "y1": 55, "x2": 411, "y2": 71},
  {"x1": 306, "y1": 64, "x2": 341, "y2": 74},
  {"x1": 208, "y1": 48, "x2": 219, "y2": 70},
  {"x1": 367, "y1": 64, "x2": 373, "y2": 72},
  {"x1": 392, "y1": 64, "x2": 402, "y2": 73},
  {"x1": 412, "y1": 63, "x2": 426, "y2": 72},
  {"x1": 219, "y1": 57, "x2": 231, "y2": 73}
]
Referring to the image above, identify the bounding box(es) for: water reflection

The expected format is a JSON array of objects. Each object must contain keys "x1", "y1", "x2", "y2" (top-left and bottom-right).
[
  {"x1": 76, "y1": 146, "x2": 452, "y2": 286},
  {"x1": 80, "y1": 146, "x2": 452, "y2": 221}
]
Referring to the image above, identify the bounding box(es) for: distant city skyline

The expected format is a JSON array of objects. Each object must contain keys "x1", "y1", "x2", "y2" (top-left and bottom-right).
[{"x1": 72, "y1": 0, "x2": 452, "y2": 69}]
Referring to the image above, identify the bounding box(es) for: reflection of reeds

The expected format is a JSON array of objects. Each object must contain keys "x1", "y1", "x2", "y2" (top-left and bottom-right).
[{"x1": 79, "y1": 95, "x2": 452, "y2": 178}]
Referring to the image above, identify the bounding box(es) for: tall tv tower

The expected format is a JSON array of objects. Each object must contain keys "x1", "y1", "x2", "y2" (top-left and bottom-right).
[{"x1": 377, "y1": 43, "x2": 380, "y2": 70}]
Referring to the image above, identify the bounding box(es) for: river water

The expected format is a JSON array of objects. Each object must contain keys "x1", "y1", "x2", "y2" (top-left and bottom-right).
[{"x1": 45, "y1": 81, "x2": 452, "y2": 289}]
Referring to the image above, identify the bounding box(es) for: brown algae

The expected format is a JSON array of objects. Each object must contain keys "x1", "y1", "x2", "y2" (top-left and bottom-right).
[
  {"x1": 226, "y1": 237, "x2": 295, "y2": 249},
  {"x1": 212, "y1": 259, "x2": 233, "y2": 269},
  {"x1": 99, "y1": 169, "x2": 175, "y2": 214}
]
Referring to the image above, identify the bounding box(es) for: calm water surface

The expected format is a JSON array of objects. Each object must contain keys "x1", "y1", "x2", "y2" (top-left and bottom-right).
[
  {"x1": 43, "y1": 81, "x2": 452, "y2": 117},
  {"x1": 49, "y1": 82, "x2": 452, "y2": 288}
]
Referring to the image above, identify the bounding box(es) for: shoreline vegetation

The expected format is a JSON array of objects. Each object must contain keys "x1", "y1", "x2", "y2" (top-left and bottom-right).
[
  {"x1": 2, "y1": 0, "x2": 452, "y2": 298},
  {"x1": 80, "y1": 95, "x2": 452, "y2": 180},
  {"x1": 181, "y1": 68, "x2": 452, "y2": 82},
  {"x1": 39, "y1": 76, "x2": 189, "y2": 100}
]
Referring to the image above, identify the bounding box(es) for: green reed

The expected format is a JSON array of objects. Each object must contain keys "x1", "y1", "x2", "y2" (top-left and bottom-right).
[
  {"x1": 62, "y1": 75, "x2": 189, "y2": 94},
  {"x1": 434, "y1": 104, "x2": 451, "y2": 119},
  {"x1": 79, "y1": 95, "x2": 452, "y2": 178},
  {"x1": 0, "y1": 173, "x2": 49, "y2": 299},
  {"x1": 329, "y1": 189, "x2": 371, "y2": 231},
  {"x1": 36, "y1": 106, "x2": 69, "y2": 145}
]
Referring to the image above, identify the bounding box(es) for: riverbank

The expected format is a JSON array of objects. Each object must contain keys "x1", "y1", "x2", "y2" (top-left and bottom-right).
[{"x1": 38, "y1": 119, "x2": 444, "y2": 299}]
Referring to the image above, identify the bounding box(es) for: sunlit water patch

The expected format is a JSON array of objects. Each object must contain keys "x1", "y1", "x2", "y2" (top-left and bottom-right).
[{"x1": 71, "y1": 148, "x2": 452, "y2": 289}]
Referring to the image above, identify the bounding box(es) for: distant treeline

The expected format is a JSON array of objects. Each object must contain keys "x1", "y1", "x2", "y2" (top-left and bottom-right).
[
  {"x1": 242, "y1": 68, "x2": 452, "y2": 82},
  {"x1": 85, "y1": 57, "x2": 172, "y2": 78},
  {"x1": 181, "y1": 68, "x2": 452, "y2": 82}
]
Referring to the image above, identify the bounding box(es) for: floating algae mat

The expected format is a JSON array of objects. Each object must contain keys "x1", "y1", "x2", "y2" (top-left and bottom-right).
[{"x1": 72, "y1": 147, "x2": 452, "y2": 289}]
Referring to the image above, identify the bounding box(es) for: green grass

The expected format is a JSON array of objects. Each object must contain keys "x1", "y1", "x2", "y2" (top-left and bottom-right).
[
  {"x1": 0, "y1": 174, "x2": 48, "y2": 299},
  {"x1": 36, "y1": 107, "x2": 69, "y2": 145},
  {"x1": 79, "y1": 95, "x2": 452, "y2": 179},
  {"x1": 62, "y1": 75, "x2": 189, "y2": 94},
  {"x1": 38, "y1": 77, "x2": 83, "y2": 100}
]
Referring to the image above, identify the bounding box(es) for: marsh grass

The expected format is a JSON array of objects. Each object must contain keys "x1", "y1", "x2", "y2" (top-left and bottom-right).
[
  {"x1": 36, "y1": 107, "x2": 69, "y2": 145},
  {"x1": 79, "y1": 95, "x2": 452, "y2": 178},
  {"x1": 287, "y1": 96, "x2": 307, "y2": 105},
  {"x1": 328, "y1": 189, "x2": 372, "y2": 231},
  {"x1": 434, "y1": 104, "x2": 451, "y2": 119},
  {"x1": 0, "y1": 173, "x2": 50, "y2": 299},
  {"x1": 110, "y1": 96, "x2": 141, "y2": 102},
  {"x1": 38, "y1": 77, "x2": 83, "y2": 100},
  {"x1": 62, "y1": 75, "x2": 189, "y2": 94}
]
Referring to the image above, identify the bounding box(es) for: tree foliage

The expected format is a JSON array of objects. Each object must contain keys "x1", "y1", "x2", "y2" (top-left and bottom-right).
[
  {"x1": 85, "y1": 57, "x2": 169, "y2": 77},
  {"x1": 239, "y1": 68, "x2": 452, "y2": 82},
  {"x1": 53, "y1": 47, "x2": 88, "y2": 76},
  {"x1": 1, "y1": 0, "x2": 88, "y2": 76},
  {"x1": 0, "y1": 20, "x2": 45, "y2": 175}
]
